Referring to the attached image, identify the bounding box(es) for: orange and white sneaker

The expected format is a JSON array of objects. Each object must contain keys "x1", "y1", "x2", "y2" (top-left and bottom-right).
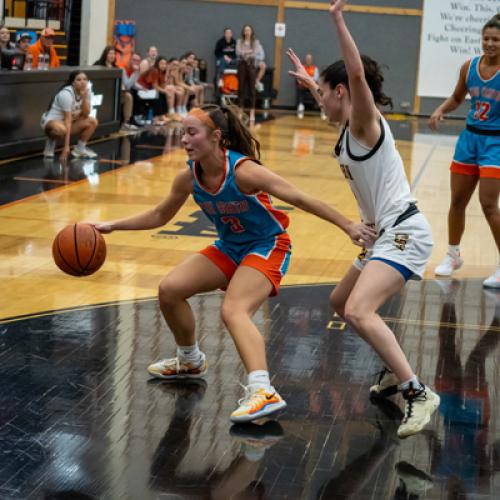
[
  {"x1": 230, "y1": 385, "x2": 287, "y2": 423},
  {"x1": 147, "y1": 355, "x2": 207, "y2": 380}
]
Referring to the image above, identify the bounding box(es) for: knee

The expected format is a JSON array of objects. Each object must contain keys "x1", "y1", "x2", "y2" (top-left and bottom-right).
[
  {"x1": 87, "y1": 116, "x2": 98, "y2": 129},
  {"x1": 158, "y1": 277, "x2": 186, "y2": 307},
  {"x1": 479, "y1": 195, "x2": 499, "y2": 218},
  {"x1": 220, "y1": 299, "x2": 244, "y2": 327},
  {"x1": 46, "y1": 123, "x2": 66, "y2": 137},
  {"x1": 450, "y1": 194, "x2": 469, "y2": 210},
  {"x1": 343, "y1": 301, "x2": 366, "y2": 329}
]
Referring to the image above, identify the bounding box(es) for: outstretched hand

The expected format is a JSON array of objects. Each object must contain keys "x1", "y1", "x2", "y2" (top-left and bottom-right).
[
  {"x1": 329, "y1": 0, "x2": 347, "y2": 16},
  {"x1": 85, "y1": 222, "x2": 114, "y2": 234},
  {"x1": 286, "y1": 48, "x2": 315, "y2": 89},
  {"x1": 346, "y1": 222, "x2": 378, "y2": 247}
]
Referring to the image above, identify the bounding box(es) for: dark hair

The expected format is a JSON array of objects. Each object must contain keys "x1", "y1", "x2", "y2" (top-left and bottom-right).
[
  {"x1": 93, "y1": 45, "x2": 116, "y2": 67},
  {"x1": 483, "y1": 13, "x2": 500, "y2": 33},
  {"x1": 47, "y1": 70, "x2": 86, "y2": 111},
  {"x1": 241, "y1": 24, "x2": 255, "y2": 45},
  {"x1": 199, "y1": 104, "x2": 261, "y2": 160},
  {"x1": 320, "y1": 55, "x2": 393, "y2": 108},
  {"x1": 154, "y1": 56, "x2": 167, "y2": 70}
]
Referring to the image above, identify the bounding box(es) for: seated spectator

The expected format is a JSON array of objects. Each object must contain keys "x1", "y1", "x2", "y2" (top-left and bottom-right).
[
  {"x1": 236, "y1": 24, "x2": 266, "y2": 122},
  {"x1": 183, "y1": 52, "x2": 205, "y2": 106},
  {"x1": 29, "y1": 28, "x2": 60, "y2": 69},
  {"x1": 16, "y1": 32, "x2": 32, "y2": 69},
  {"x1": 135, "y1": 63, "x2": 165, "y2": 125},
  {"x1": 121, "y1": 52, "x2": 142, "y2": 129},
  {"x1": 139, "y1": 46, "x2": 158, "y2": 74},
  {"x1": 0, "y1": 25, "x2": 15, "y2": 51},
  {"x1": 41, "y1": 70, "x2": 98, "y2": 160},
  {"x1": 166, "y1": 57, "x2": 188, "y2": 117},
  {"x1": 296, "y1": 53, "x2": 319, "y2": 118},
  {"x1": 152, "y1": 57, "x2": 182, "y2": 122},
  {"x1": 214, "y1": 28, "x2": 236, "y2": 82},
  {"x1": 93, "y1": 45, "x2": 117, "y2": 67}
]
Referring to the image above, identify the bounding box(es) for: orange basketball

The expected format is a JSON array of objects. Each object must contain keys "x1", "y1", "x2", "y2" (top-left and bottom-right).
[{"x1": 52, "y1": 223, "x2": 106, "y2": 276}]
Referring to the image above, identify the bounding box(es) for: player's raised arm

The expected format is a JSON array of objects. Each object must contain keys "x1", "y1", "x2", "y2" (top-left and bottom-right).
[{"x1": 329, "y1": 0, "x2": 379, "y2": 137}]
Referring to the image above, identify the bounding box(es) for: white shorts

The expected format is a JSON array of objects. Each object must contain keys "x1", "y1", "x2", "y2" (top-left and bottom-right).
[{"x1": 353, "y1": 212, "x2": 433, "y2": 280}]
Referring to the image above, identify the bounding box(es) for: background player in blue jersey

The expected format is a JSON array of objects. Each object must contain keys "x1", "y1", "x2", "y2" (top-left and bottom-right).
[
  {"x1": 430, "y1": 14, "x2": 500, "y2": 287},
  {"x1": 91, "y1": 103, "x2": 376, "y2": 423}
]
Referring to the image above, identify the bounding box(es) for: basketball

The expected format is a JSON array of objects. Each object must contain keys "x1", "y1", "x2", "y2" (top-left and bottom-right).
[{"x1": 52, "y1": 223, "x2": 106, "y2": 276}]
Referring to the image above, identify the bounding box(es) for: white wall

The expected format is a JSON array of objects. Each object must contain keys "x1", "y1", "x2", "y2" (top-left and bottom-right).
[
  {"x1": 80, "y1": 0, "x2": 109, "y2": 65},
  {"x1": 0, "y1": 1, "x2": 4, "y2": 21}
]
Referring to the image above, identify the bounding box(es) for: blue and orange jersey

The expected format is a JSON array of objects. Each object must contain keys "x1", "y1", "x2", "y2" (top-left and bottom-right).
[
  {"x1": 466, "y1": 56, "x2": 500, "y2": 131},
  {"x1": 187, "y1": 149, "x2": 289, "y2": 244}
]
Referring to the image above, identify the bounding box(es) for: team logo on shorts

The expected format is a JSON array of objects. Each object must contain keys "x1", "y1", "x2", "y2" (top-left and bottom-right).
[{"x1": 394, "y1": 234, "x2": 409, "y2": 251}]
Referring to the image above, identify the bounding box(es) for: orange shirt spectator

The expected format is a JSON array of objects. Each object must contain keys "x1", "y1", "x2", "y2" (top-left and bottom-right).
[{"x1": 29, "y1": 28, "x2": 60, "y2": 69}]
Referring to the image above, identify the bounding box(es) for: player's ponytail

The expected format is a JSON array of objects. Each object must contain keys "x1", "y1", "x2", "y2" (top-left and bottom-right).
[
  {"x1": 321, "y1": 55, "x2": 393, "y2": 109},
  {"x1": 199, "y1": 104, "x2": 261, "y2": 161}
]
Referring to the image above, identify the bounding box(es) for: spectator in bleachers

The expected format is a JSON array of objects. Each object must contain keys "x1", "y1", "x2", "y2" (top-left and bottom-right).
[
  {"x1": 296, "y1": 53, "x2": 319, "y2": 118},
  {"x1": 121, "y1": 52, "x2": 142, "y2": 130},
  {"x1": 0, "y1": 25, "x2": 15, "y2": 50},
  {"x1": 139, "y1": 46, "x2": 158, "y2": 74},
  {"x1": 41, "y1": 70, "x2": 98, "y2": 160},
  {"x1": 166, "y1": 57, "x2": 189, "y2": 117},
  {"x1": 93, "y1": 45, "x2": 117, "y2": 67},
  {"x1": 16, "y1": 32, "x2": 32, "y2": 69},
  {"x1": 94, "y1": 46, "x2": 139, "y2": 131},
  {"x1": 183, "y1": 52, "x2": 205, "y2": 106},
  {"x1": 236, "y1": 24, "x2": 266, "y2": 122},
  {"x1": 29, "y1": 28, "x2": 60, "y2": 69},
  {"x1": 135, "y1": 63, "x2": 165, "y2": 125},
  {"x1": 153, "y1": 56, "x2": 182, "y2": 122},
  {"x1": 214, "y1": 27, "x2": 236, "y2": 82}
]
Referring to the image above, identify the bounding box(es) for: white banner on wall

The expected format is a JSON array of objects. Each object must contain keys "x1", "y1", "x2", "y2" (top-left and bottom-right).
[{"x1": 417, "y1": 0, "x2": 500, "y2": 98}]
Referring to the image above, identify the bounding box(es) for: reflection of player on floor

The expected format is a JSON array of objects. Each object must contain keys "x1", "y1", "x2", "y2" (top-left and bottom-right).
[
  {"x1": 90, "y1": 103, "x2": 376, "y2": 424},
  {"x1": 288, "y1": 0, "x2": 440, "y2": 438},
  {"x1": 429, "y1": 14, "x2": 500, "y2": 287}
]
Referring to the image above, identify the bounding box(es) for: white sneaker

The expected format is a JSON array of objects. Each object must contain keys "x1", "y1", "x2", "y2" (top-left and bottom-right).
[
  {"x1": 434, "y1": 253, "x2": 463, "y2": 276},
  {"x1": 230, "y1": 385, "x2": 287, "y2": 423},
  {"x1": 483, "y1": 266, "x2": 500, "y2": 288},
  {"x1": 147, "y1": 354, "x2": 207, "y2": 380},
  {"x1": 320, "y1": 111, "x2": 327, "y2": 121},
  {"x1": 43, "y1": 139, "x2": 56, "y2": 158},
  {"x1": 369, "y1": 367, "x2": 399, "y2": 398},
  {"x1": 297, "y1": 103, "x2": 305, "y2": 113},
  {"x1": 255, "y1": 81, "x2": 264, "y2": 92},
  {"x1": 72, "y1": 146, "x2": 98, "y2": 159},
  {"x1": 121, "y1": 122, "x2": 139, "y2": 132},
  {"x1": 397, "y1": 384, "x2": 440, "y2": 438}
]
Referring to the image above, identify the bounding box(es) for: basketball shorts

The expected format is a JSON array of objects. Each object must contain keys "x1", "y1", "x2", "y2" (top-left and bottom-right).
[
  {"x1": 353, "y1": 212, "x2": 433, "y2": 280},
  {"x1": 200, "y1": 232, "x2": 292, "y2": 296},
  {"x1": 451, "y1": 128, "x2": 500, "y2": 179}
]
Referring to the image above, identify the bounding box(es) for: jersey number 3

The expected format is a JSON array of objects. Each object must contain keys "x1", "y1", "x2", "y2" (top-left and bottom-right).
[
  {"x1": 473, "y1": 101, "x2": 490, "y2": 122},
  {"x1": 221, "y1": 216, "x2": 245, "y2": 233}
]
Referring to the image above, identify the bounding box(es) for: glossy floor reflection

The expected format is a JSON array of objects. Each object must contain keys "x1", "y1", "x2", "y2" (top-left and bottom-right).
[{"x1": 1, "y1": 280, "x2": 499, "y2": 499}]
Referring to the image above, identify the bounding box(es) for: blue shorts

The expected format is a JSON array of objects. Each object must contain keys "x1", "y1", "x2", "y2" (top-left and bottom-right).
[
  {"x1": 452, "y1": 129, "x2": 500, "y2": 179},
  {"x1": 370, "y1": 257, "x2": 413, "y2": 281},
  {"x1": 200, "y1": 233, "x2": 292, "y2": 296}
]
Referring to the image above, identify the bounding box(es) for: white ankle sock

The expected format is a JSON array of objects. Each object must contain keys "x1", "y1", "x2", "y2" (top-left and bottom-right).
[
  {"x1": 448, "y1": 245, "x2": 460, "y2": 256},
  {"x1": 399, "y1": 375, "x2": 424, "y2": 392},
  {"x1": 177, "y1": 343, "x2": 203, "y2": 364},
  {"x1": 247, "y1": 370, "x2": 271, "y2": 391},
  {"x1": 77, "y1": 140, "x2": 86, "y2": 149}
]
